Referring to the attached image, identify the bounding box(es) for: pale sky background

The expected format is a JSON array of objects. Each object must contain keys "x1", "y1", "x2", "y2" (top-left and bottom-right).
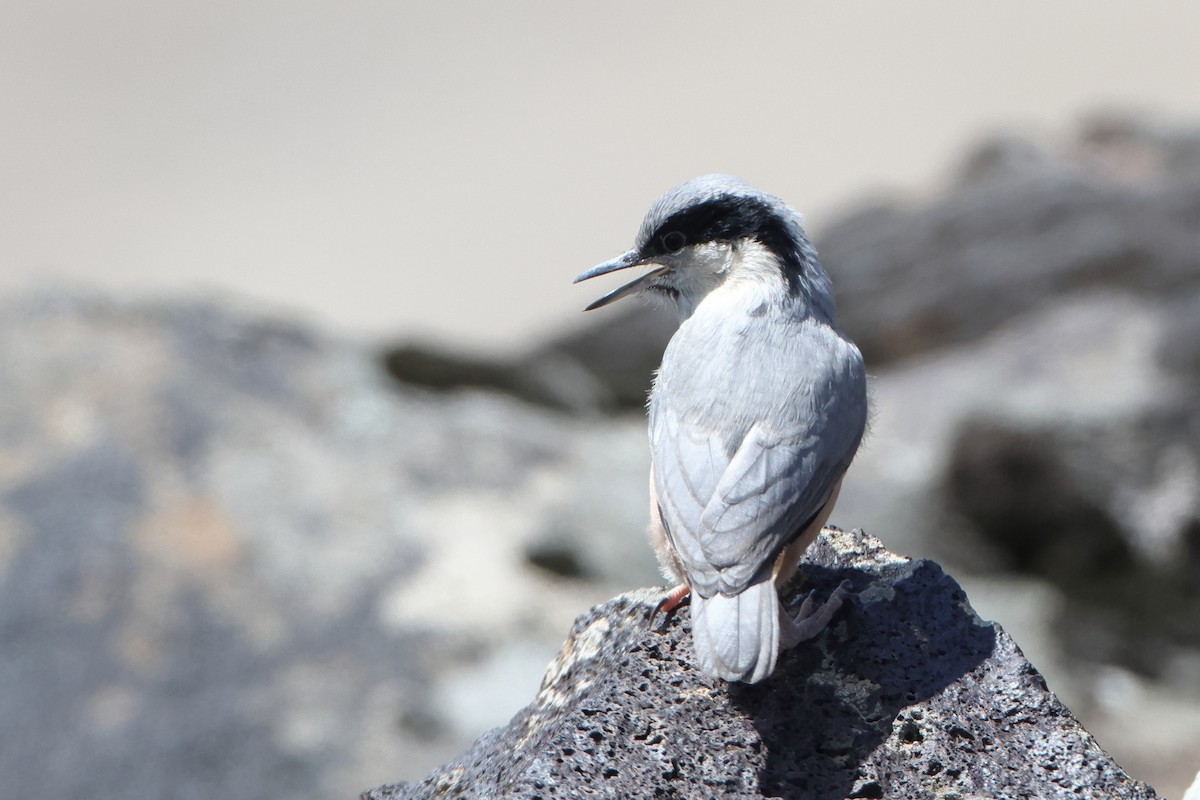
[{"x1": 2, "y1": 1, "x2": 1198, "y2": 354}]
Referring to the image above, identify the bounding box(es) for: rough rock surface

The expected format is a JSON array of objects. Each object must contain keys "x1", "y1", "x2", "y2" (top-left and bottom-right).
[{"x1": 367, "y1": 529, "x2": 1158, "y2": 800}]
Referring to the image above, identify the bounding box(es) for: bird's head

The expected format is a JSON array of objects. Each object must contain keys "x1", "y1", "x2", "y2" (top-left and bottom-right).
[{"x1": 574, "y1": 174, "x2": 833, "y2": 321}]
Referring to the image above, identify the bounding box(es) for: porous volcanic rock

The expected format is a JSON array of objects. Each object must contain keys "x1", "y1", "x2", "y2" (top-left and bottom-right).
[{"x1": 366, "y1": 529, "x2": 1158, "y2": 800}]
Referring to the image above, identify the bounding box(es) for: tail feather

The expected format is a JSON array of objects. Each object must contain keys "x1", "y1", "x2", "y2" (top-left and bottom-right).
[{"x1": 689, "y1": 582, "x2": 781, "y2": 684}]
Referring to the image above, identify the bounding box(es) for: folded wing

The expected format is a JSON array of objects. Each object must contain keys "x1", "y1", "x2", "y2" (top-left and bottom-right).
[{"x1": 651, "y1": 339, "x2": 866, "y2": 598}]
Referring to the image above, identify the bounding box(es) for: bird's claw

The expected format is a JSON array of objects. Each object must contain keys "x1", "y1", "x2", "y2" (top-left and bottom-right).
[
  {"x1": 648, "y1": 584, "x2": 691, "y2": 632},
  {"x1": 780, "y1": 579, "x2": 852, "y2": 649}
]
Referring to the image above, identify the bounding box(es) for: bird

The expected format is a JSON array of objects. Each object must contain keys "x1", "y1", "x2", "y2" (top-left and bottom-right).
[{"x1": 574, "y1": 174, "x2": 868, "y2": 684}]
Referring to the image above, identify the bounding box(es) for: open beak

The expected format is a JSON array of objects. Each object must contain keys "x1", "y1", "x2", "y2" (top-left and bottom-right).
[{"x1": 573, "y1": 249, "x2": 669, "y2": 311}]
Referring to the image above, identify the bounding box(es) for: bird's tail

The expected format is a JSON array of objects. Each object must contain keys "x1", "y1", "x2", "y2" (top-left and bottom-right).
[{"x1": 689, "y1": 581, "x2": 781, "y2": 684}]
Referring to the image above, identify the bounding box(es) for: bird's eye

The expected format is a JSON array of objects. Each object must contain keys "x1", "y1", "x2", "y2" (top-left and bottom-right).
[{"x1": 660, "y1": 231, "x2": 686, "y2": 254}]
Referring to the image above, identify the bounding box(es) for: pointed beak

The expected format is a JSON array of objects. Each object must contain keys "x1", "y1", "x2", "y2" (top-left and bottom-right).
[{"x1": 573, "y1": 249, "x2": 669, "y2": 311}]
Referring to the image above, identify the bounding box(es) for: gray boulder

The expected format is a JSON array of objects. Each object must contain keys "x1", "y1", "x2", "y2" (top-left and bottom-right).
[
  {"x1": 944, "y1": 409, "x2": 1200, "y2": 673},
  {"x1": 367, "y1": 529, "x2": 1159, "y2": 800},
  {"x1": 821, "y1": 115, "x2": 1200, "y2": 365},
  {"x1": 383, "y1": 303, "x2": 676, "y2": 415},
  {"x1": 0, "y1": 288, "x2": 658, "y2": 800}
]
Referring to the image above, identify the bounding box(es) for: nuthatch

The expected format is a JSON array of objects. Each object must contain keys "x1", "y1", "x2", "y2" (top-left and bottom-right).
[{"x1": 575, "y1": 175, "x2": 867, "y2": 683}]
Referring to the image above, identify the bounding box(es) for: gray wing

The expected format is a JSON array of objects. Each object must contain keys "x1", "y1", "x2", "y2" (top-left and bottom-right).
[{"x1": 651, "y1": 338, "x2": 866, "y2": 598}]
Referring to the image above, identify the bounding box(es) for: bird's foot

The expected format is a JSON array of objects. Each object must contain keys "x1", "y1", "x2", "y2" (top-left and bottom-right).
[
  {"x1": 648, "y1": 584, "x2": 691, "y2": 632},
  {"x1": 780, "y1": 579, "x2": 852, "y2": 649}
]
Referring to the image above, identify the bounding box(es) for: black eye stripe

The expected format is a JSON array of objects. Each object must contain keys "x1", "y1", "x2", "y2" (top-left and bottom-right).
[
  {"x1": 642, "y1": 195, "x2": 786, "y2": 257},
  {"x1": 638, "y1": 192, "x2": 808, "y2": 296}
]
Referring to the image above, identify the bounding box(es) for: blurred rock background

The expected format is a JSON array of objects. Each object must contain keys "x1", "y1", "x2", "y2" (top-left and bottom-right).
[{"x1": 3, "y1": 3, "x2": 1200, "y2": 798}]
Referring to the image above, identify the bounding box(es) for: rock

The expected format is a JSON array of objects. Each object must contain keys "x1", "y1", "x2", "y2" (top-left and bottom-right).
[
  {"x1": 0, "y1": 287, "x2": 659, "y2": 800},
  {"x1": 366, "y1": 529, "x2": 1160, "y2": 800},
  {"x1": 835, "y1": 289, "x2": 1187, "y2": 563},
  {"x1": 520, "y1": 302, "x2": 677, "y2": 413},
  {"x1": 1077, "y1": 113, "x2": 1200, "y2": 183},
  {"x1": 382, "y1": 303, "x2": 676, "y2": 414},
  {"x1": 836, "y1": 286, "x2": 1200, "y2": 626},
  {"x1": 945, "y1": 418, "x2": 1139, "y2": 583},
  {"x1": 687, "y1": 287, "x2": 1200, "y2": 796},
  {"x1": 944, "y1": 412, "x2": 1200, "y2": 671},
  {"x1": 821, "y1": 116, "x2": 1200, "y2": 366},
  {"x1": 1158, "y1": 288, "x2": 1200, "y2": 383}
]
